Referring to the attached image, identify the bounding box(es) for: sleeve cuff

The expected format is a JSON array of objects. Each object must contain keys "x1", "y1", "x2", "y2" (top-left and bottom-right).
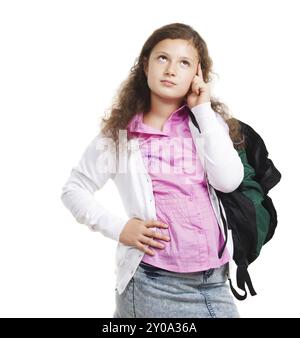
[{"x1": 88, "y1": 214, "x2": 128, "y2": 243}]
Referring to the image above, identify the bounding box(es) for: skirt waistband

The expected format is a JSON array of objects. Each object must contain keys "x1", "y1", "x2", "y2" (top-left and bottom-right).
[{"x1": 138, "y1": 261, "x2": 229, "y2": 284}]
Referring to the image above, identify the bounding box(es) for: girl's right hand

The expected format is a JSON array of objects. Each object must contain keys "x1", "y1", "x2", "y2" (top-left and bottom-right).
[{"x1": 119, "y1": 218, "x2": 170, "y2": 255}]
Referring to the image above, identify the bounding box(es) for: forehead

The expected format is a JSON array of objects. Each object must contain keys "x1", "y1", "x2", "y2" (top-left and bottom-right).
[{"x1": 151, "y1": 38, "x2": 198, "y2": 60}]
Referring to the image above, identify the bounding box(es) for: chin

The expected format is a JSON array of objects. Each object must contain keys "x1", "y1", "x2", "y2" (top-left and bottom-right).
[{"x1": 159, "y1": 89, "x2": 181, "y2": 97}]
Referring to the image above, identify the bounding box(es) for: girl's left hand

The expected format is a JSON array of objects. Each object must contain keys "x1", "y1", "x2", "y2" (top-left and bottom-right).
[{"x1": 186, "y1": 63, "x2": 211, "y2": 109}]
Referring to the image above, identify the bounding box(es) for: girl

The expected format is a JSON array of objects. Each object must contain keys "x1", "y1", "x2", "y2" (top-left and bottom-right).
[{"x1": 61, "y1": 22, "x2": 245, "y2": 318}]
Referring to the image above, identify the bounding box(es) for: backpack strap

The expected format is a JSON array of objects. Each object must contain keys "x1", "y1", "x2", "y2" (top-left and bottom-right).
[
  {"x1": 228, "y1": 278, "x2": 247, "y2": 300},
  {"x1": 217, "y1": 197, "x2": 228, "y2": 259},
  {"x1": 228, "y1": 264, "x2": 257, "y2": 300}
]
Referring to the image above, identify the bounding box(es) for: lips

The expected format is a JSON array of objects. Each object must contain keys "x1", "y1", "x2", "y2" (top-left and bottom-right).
[{"x1": 161, "y1": 80, "x2": 176, "y2": 85}]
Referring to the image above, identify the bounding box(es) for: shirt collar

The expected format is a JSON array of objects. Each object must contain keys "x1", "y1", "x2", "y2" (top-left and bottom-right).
[{"x1": 127, "y1": 103, "x2": 189, "y2": 136}]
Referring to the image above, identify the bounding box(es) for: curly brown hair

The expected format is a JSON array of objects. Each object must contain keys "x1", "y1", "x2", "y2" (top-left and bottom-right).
[{"x1": 100, "y1": 22, "x2": 245, "y2": 150}]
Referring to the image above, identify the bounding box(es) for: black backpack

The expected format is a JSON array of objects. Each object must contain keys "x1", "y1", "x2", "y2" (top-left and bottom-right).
[{"x1": 190, "y1": 114, "x2": 282, "y2": 300}]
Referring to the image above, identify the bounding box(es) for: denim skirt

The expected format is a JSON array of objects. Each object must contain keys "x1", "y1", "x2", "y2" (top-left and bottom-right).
[{"x1": 113, "y1": 261, "x2": 240, "y2": 318}]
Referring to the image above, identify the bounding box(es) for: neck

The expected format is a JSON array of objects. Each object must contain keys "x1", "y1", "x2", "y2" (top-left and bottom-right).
[{"x1": 145, "y1": 92, "x2": 185, "y2": 120}]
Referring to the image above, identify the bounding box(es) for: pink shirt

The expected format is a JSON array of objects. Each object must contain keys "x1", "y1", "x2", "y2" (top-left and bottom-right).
[{"x1": 127, "y1": 103, "x2": 230, "y2": 272}]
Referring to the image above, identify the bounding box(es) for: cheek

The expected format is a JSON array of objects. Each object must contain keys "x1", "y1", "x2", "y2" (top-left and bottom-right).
[
  {"x1": 182, "y1": 76, "x2": 193, "y2": 90},
  {"x1": 147, "y1": 73, "x2": 156, "y2": 88},
  {"x1": 147, "y1": 67, "x2": 159, "y2": 83}
]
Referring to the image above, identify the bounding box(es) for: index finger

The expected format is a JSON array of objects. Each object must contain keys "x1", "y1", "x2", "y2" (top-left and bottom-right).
[
  {"x1": 197, "y1": 62, "x2": 203, "y2": 79},
  {"x1": 145, "y1": 220, "x2": 168, "y2": 228}
]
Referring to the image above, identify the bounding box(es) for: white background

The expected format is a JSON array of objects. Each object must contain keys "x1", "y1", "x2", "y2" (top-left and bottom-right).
[{"x1": 0, "y1": 0, "x2": 298, "y2": 318}]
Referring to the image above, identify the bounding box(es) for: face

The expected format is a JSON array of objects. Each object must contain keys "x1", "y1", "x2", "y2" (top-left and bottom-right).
[{"x1": 143, "y1": 38, "x2": 199, "y2": 102}]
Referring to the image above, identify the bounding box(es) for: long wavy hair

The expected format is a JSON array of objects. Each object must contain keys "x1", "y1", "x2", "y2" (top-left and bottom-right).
[{"x1": 100, "y1": 22, "x2": 245, "y2": 150}]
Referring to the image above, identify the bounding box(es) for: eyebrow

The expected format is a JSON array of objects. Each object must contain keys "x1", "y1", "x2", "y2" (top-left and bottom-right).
[{"x1": 154, "y1": 51, "x2": 193, "y2": 61}]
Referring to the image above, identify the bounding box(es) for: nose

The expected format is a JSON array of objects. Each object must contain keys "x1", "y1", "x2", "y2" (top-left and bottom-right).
[{"x1": 164, "y1": 62, "x2": 176, "y2": 76}]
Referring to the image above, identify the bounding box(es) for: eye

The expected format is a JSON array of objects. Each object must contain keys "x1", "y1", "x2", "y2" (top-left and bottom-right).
[
  {"x1": 158, "y1": 55, "x2": 167, "y2": 62},
  {"x1": 181, "y1": 60, "x2": 190, "y2": 66}
]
